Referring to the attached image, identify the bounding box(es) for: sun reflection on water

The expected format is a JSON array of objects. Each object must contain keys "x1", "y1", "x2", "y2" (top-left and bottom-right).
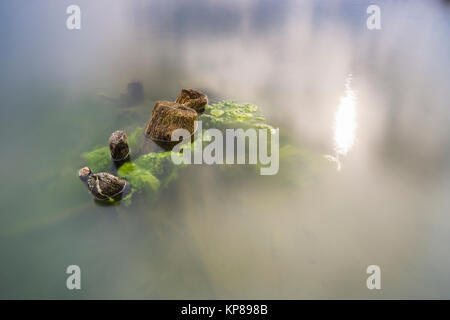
[{"x1": 325, "y1": 75, "x2": 357, "y2": 171}]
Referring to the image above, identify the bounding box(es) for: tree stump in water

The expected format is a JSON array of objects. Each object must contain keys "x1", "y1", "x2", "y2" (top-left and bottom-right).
[
  {"x1": 145, "y1": 101, "x2": 198, "y2": 143},
  {"x1": 78, "y1": 167, "x2": 127, "y2": 200},
  {"x1": 120, "y1": 81, "x2": 144, "y2": 106},
  {"x1": 109, "y1": 130, "x2": 130, "y2": 161},
  {"x1": 175, "y1": 88, "x2": 207, "y2": 113}
]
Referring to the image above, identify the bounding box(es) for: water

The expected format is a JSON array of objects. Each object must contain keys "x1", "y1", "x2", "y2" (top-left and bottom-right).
[{"x1": 1, "y1": 0, "x2": 450, "y2": 299}]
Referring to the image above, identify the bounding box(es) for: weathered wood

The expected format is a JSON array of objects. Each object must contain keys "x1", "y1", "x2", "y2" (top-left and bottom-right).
[
  {"x1": 109, "y1": 130, "x2": 130, "y2": 161},
  {"x1": 175, "y1": 88, "x2": 207, "y2": 113},
  {"x1": 145, "y1": 101, "x2": 198, "y2": 142}
]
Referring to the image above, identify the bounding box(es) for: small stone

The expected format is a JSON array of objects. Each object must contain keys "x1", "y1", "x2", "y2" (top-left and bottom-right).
[
  {"x1": 109, "y1": 130, "x2": 130, "y2": 161},
  {"x1": 78, "y1": 167, "x2": 127, "y2": 200},
  {"x1": 78, "y1": 166, "x2": 92, "y2": 183},
  {"x1": 175, "y1": 88, "x2": 208, "y2": 113},
  {"x1": 145, "y1": 101, "x2": 198, "y2": 142}
]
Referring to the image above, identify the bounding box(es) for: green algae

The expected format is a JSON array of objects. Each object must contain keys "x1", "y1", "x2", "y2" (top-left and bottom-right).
[
  {"x1": 127, "y1": 126, "x2": 145, "y2": 151},
  {"x1": 116, "y1": 149, "x2": 185, "y2": 204},
  {"x1": 134, "y1": 151, "x2": 176, "y2": 179},
  {"x1": 200, "y1": 101, "x2": 274, "y2": 131},
  {"x1": 82, "y1": 126, "x2": 145, "y2": 174},
  {"x1": 82, "y1": 146, "x2": 110, "y2": 172},
  {"x1": 81, "y1": 100, "x2": 286, "y2": 205},
  {"x1": 118, "y1": 162, "x2": 160, "y2": 196}
]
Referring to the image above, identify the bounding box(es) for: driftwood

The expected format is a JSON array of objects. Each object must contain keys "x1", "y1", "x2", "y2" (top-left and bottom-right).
[{"x1": 175, "y1": 88, "x2": 207, "y2": 113}]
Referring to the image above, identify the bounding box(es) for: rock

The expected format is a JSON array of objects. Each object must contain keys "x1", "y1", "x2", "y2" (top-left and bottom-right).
[
  {"x1": 145, "y1": 101, "x2": 198, "y2": 142},
  {"x1": 78, "y1": 166, "x2": 92, "y2": 183},
  {"x1": 78, "y1": 167, "x2": 127, "y2": 200},
  {"x1": 175, "y1": 88, "x2": 207, "y2": 113},
  {"x1": 109, "y1": 130, "x2": 130, "y2": 161},
  {"x1": 120, "y1": 81, "x2": 144, "y2": 106},
  {"x1": 127, "y1": 81, "x2": 144, "y2": 104}
]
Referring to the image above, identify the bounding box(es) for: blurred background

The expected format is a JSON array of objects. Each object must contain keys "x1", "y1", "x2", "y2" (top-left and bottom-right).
[{"x1": 0, "y1": 0, "x2": 449, "y2": 299}]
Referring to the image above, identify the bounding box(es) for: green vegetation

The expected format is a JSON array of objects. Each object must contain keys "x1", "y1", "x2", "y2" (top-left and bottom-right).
[
  {"x1": 81, "y1": 100, "x2": 322, "y2": 205},
  {"x1": 82, "y1": 146, "x2": 110, "y2": 172},
  {"x1": 200, "y1": 101, "x2": 274, "y2": 131}
]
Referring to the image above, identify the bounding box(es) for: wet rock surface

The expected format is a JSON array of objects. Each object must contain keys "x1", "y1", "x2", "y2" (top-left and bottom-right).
[
  {"x1": 80, "y1": 98, "x2": 280, "y2": 204},
  {"x1": 109, "y1": 130, "x2": 130, "y2": 161},
  {"x1": 78, "y1": 167, "x2": 127, "y2": 200},
  {"x1": 144, "y1": 101, "x2": 198, "y2": 142},
  {"x1": 175, "y1": 88, "x2": 207, "y2": 113}
]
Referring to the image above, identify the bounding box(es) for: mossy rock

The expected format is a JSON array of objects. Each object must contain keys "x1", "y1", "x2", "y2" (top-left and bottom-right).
[
  {"x1": 175, "y1": 88, "x2": 208, "y2": 113},
  {"x1": 145, "y1": 101, "x2": 198, "y2": 142},
  {"x1": 81, "y1": 100, "x2": 282, "y2": 205}
]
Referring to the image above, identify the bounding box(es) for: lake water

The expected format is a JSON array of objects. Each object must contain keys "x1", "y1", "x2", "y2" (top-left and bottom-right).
[{"x1": 1, "y1": 0, "x2": 450, "y2": 299}]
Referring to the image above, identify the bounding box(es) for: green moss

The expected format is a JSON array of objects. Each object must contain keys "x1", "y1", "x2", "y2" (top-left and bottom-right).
[
  {"x1": 81, "y1": 100, "x2": 281, "y2": 205},
  {"x1": 127, "y1": 126, "x2": 144, "y2": 150},
  {"x1": 200, "y1": 101, "x2": 273, "y2": 131},
  {"x1": 81, "y1": 127, "x2": 144, "y2": 174},
  {"x1": 210, "y1": 109, "x2": 224, "y2": 117},
  {"x1": 117, "y1": 162, "x2": 160, "y2": 202},
  {"x1": 134, "y1": 151, "x2": 175, "y2": 178},
  {"x1": 82, "y1": 146, "x2": 110, "y2": 172}
]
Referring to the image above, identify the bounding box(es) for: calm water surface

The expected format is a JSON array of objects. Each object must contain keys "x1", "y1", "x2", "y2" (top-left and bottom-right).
[{"x1": 1, "y1": 0, "x2": 450, "y2": 298}]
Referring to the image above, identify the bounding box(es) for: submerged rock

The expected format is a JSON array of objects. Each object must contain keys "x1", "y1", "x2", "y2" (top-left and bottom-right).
[
  {"x1": 175, "y1": 88, "x2": 208, "y2": 113},
  {"x1": 109, "y1": 130, "x2": 129, "y2": 161},
  {"x1": 78, "y1": 167, "x2": 127, "y2": 200},
  {"x1": 145, "y1": 101, "x2": 198, "y2": 143},
  {"x1": 120, "y1": 81, "x2": 144, "y2": 106},
  {"x1": 81, "y1": 100, "x2": 279, "y2": 205}
]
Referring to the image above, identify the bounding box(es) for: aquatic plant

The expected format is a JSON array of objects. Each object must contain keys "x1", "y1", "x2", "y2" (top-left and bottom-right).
[
  {"x1": 81, "y1": 100, "x2": 286, "y2": 204},
  {"x1": 127, "y1": 126, "x2": 146, "y2": 154},
  {"x1": 82, "y1": 146, "x2": 110, "y2": 172},
  {"x1": 200, "y1": 101, "x2": 274, "y2": 131}
]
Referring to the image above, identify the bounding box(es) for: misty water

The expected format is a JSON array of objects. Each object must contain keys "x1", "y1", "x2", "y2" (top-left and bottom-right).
[{"x1": 1, "y1": 0, "x2": 450, "y2": 299}]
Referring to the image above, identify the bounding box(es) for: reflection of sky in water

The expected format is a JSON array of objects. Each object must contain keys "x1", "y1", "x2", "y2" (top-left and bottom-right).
[{"x1": 0, "y1": 0, "x2": 450, "y2": 299}]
